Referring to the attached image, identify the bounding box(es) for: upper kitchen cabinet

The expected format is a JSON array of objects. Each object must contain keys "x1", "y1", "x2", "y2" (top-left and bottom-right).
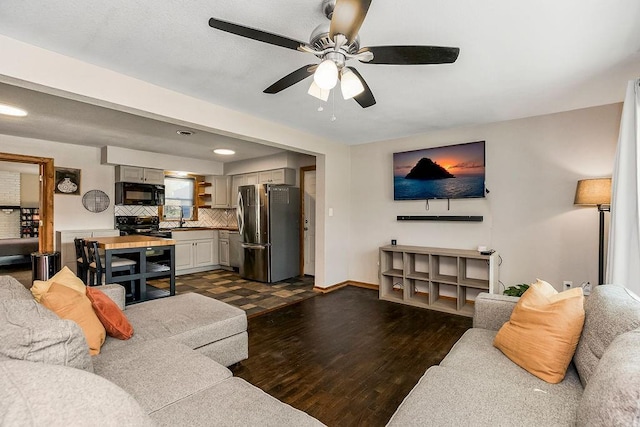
[
  {"x1": 258, "y1": 168, "x2": 295, "y2": 185},
  {"x1": 116, "y1": 165, "x2": 165, "y2": 185},
  {"x1": 212, "y1": 176, "x2": 231, "y2": 208},
  {"x1": 230, "y1": 173, "x2": 258, "y2": 208}
]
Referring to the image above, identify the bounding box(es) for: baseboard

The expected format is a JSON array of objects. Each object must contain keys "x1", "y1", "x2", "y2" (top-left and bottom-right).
[{"x1": 313, "y1": 280, "x2": 379, "y2": 294}]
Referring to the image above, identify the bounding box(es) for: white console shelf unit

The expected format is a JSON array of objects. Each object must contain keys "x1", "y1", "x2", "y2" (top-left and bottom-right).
[{"x1": 379, "y1": 245, "x2": 499, "y2": 317}]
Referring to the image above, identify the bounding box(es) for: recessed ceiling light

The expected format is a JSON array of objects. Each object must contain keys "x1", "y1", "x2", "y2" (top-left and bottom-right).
[
  {"x1": 176, "y1": 130, "x2": 193, "y2": 136},
  {"x1": 213, "y1": 149, "x2": 235, "y2": 155},
  {"x1": 0, "y1": 103, "x2": 28, "y2": 117}
]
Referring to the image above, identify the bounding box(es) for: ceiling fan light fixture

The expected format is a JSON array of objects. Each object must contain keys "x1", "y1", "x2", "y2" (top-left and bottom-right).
[
  {"x1": 313, "y1": 59, "x2": 338, "y2": 90},
  {"x1": 340, "y1": 68, "x2": 365, "y2": 100},
  {"x1": 308, "y1": 81, "x2": 330, "y2": 102}
]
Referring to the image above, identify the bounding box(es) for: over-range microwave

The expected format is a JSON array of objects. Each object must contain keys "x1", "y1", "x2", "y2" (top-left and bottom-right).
[{"x1": 115, "y1": 182, "x2": 165, "y2": 206}]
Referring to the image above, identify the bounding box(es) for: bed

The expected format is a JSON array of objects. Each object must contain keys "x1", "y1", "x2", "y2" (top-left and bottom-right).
[{"x1": 0, "y1": 237, "x2": 39, "y2": 266}]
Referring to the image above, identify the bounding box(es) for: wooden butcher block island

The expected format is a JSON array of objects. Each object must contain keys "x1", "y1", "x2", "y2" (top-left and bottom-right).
[
  {"x1": 86, "y1": 235, "x2": 176, "y2": 303},
  {"x1": 91, "y1": 235, "x2": 176, "y2": 249}
]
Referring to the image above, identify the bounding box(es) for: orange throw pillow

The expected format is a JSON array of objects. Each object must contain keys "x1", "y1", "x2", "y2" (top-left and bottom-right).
[
  {"x1": 493, "y1": 279, "x2": 585, "y2": 383},
  {"x1": 86, "y1": 287, "x2": 134, "y2": 340},
  {"x1": 40, "y1": 282, "x2": 106, "y2": 355}
]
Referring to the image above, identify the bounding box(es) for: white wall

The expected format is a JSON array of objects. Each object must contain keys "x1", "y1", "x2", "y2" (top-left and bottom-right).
[
  {"x1": 0, "y1": 35, "x2": 351, "y2": 288},
  {"x1": 1, "y1": 134, "x2": 116, "y2": 235},
  {"x1": 349, "y1": 104, "x2": 621, "y2": 291}
]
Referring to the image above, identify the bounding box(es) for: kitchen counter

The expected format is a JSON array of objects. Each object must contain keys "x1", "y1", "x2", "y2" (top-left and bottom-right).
[
  {"x1": 166, "y1": 226, "x2": 238, "y2": 232},
  {"x1": 88, "y1": 235, "x2": 176, "y2": 249}
]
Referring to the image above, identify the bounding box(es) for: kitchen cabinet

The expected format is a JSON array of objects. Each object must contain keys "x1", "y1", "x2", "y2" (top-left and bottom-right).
[
  {"x1": 219, "y1": 231, "x2": 230, "y2": 267},
  {"x1": 172, "y1": 229, "x2": 219, "y2": 275},
  {"x1": 56, "y1": 229, "x2": 121, "y2": 274},
  {"x1": 229, "y1": 231, "x2": 241, "y2": 268},
  {"x1": 115, "y1": 166, "x2": 165, "y2": 185},
  {"x1": 212, "y1": 176, "x2": 231, "y2": 208},
  {"x1": 219, "y1": 230, "x2": 239, "y2": 269},
  {"x1": 230, "y1": 173, "x2": 258, "y2": 207},
  {"x1": 258, "y1": 168, "x2": 295, "y2": 185}
]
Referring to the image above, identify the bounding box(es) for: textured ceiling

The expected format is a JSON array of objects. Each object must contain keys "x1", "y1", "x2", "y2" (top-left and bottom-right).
[{"x1": 0, "y1": 0, "x2": 639, "y2": 150}]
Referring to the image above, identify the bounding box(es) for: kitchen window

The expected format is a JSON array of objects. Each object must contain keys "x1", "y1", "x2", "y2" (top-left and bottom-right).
[{"x1": 163, "y1": 176, "x2": 196, "y2": 221}]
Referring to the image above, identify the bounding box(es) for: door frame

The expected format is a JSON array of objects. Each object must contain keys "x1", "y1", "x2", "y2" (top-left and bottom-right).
[
  {"x1": 0, "y1": 152, "x2": 54, "y2": 252},
  {"x1": 299, "y1": 165, "x2": 316, "y2": 276}
]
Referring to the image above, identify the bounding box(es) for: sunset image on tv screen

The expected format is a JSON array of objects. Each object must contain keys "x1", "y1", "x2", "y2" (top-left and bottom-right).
[{"x1": 393, "y1": 141, "x2": 485, "y2": 200}]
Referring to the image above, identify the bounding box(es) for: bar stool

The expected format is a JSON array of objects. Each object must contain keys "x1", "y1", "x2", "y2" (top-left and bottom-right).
[
  {"x1": 74, "y1": 237, "x2": 89, "y2": 284},
  {"x1": 86, "y1": 241, "x2": 137, "y2": 298}
]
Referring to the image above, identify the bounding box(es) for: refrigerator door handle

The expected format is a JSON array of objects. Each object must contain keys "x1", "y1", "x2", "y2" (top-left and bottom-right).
[
  {"x1": 237, "y1": 191, "x2": 244, "y2": 235},
  {"x1": 241, "y1": 243, "x2": 271, "y2": 250}
]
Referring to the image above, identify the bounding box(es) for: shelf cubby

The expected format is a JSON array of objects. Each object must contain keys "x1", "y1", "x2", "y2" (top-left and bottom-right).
[{"x1": 379, "y1": 245, "x2": 499, "y2": 317}]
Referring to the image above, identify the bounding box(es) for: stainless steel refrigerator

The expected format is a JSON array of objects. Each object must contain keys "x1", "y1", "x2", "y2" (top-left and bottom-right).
[{"x1": 236, "y1": 184, "x2": 300, "y2": 283}]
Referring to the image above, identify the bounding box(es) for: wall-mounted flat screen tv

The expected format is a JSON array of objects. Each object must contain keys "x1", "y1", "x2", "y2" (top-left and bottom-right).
[{"x1": 393, "y1": 141, "x2": 486, "y2": 200}]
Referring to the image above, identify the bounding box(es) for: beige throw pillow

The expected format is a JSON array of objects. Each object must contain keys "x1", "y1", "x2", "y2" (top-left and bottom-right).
[
  {"x1": 31, "y1": 266, "x2": 86, "y2": 302},
  {"x1": 493, "y1": 279, "x2": 585, "y2": 383}
]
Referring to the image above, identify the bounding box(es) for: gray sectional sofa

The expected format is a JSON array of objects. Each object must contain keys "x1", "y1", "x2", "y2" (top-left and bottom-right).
[
  {"x1": 387, "y1": 285, "x2": 640, "y2": 426},
  {"x1": 0, "y1": 276, "x2": 323, "y2": 426}
]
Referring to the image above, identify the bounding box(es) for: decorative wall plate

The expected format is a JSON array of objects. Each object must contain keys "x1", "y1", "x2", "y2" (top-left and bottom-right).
[{"x1": 82, "y1": 190, "x2": 110, "y2": 213}]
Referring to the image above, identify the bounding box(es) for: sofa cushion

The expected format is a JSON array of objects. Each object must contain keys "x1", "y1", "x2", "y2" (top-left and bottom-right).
[
  {"x1": 40, "y1": 282, "x2": 106, "y2": 356},
  {"x1": 0, "y1": 275, "x2": 32, "y2": 301},
  {"x1": 86, "y1": 286, "x2": 133, "y2": 340},
  {"x1": 0, "y1": 299, "x2": 93, "y2": 372},
  {"x1": 93, "y1": 339, "x2": 232, "y2": 413},
  {"x1": 0, "y1": 360, "x2": 154, "y2": 426},
  {"x1": 441, "y1": 328, "x2": 584, "y2": 394},
  {"x1": 574, "y1": 285, "x2": 640, "y2": 387},
  {"x1": 577, "y1": 328, "x2": 640, "y2": 426},
  {"x1": 387, "y1": 365, "x2": 582, "y2": 427},
  {"x1": 150, "y1": 377, "x2": 324, "y2": 426},
  {"x1": 102, "y1": 293, "x2": 247, "y2": 353},
  {"x1": 31, "y1": 266, "x2": 86, "y2": 302},
  {"x1": 493, "y1": 280, "x2": 584, "y2": 383}
]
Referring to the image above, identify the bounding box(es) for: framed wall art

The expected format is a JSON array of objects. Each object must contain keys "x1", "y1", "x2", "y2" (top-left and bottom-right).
[{"x1": 54, "y1": 167, "x2": 81, "y2": 195}]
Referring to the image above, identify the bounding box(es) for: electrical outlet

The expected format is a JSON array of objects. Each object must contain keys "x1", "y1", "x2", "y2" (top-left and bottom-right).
[{"x1": 563, "y1": 281, "x2": 573, "y2": 290}]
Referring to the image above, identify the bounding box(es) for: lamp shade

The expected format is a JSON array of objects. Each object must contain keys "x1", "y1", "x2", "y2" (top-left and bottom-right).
[
  {"x1": 574, "y1": 178, "x2": 612, "y2": 205},
  {"x1": 308, "y1": 81, "x2": 330, "y2": 101},
  {"x1": 313, "y1": 59, "x2": 338, "y2": 90},
  {"x1": 340, "y1": 68, "x2": 365, "y2": 100}
]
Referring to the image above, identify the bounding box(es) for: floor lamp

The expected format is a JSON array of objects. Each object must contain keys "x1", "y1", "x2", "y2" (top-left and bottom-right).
[{"x1": 574, "y1": 178, "x2": 612, "y2": 285}]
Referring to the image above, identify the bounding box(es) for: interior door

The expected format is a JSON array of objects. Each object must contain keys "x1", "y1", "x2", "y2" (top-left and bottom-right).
[{"x1": 303, "y1": 170, "x2": 316, "y2": 276}]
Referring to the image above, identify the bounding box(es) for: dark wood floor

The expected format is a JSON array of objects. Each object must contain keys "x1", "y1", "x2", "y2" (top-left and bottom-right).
[{"x1": 232, "y1": 286, "x2": 472, "y2": 427}]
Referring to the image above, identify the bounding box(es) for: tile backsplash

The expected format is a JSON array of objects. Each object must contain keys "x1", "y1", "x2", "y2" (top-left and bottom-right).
[{"x1": 114, "y1": 206, "x2": 238, "y2": 229}]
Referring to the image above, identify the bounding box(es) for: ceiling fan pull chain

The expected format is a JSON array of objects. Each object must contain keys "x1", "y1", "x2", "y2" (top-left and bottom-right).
[{"x1": 330, "y1": 90, "x2": 337, "y2": 122}]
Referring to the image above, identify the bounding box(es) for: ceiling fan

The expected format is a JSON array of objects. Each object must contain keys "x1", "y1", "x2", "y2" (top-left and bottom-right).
[{"x1": 208, "y1": 0, "x2": 459, "y2": 108}]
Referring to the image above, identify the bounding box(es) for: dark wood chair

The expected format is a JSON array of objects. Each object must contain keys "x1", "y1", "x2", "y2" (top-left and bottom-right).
[
  {"x1": 86, "y1": 240, "x2": 137, "y2": 298},
  {"x1": 73, "y1": 237, "x2": 89, "y2": 284}
]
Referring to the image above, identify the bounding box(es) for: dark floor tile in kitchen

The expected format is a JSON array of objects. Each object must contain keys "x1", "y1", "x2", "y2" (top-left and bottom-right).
[{"x1": 149, "y1": 270, "x2": 317, "y2": 318}]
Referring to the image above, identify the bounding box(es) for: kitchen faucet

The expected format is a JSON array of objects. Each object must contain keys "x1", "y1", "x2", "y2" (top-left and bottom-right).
[{"x1": 179, "y1": 207, "x2": 186, "y2": 228}]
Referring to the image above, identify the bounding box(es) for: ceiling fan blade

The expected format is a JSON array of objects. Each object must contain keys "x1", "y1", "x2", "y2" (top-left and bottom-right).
[
  {"x1": 358, "y1": 45, "x2": 460, "y2": 65},
  {"x1": 346, "y1": 67, "x2": 376, "y2": 108},
  {"x1": 209, "y1": 18, "x2": 305, "y2": 51},
  {"x1": 263, "y1": 65, "x2": 317, "y2": 94},
  {"x1": 329, "y1": 0, "x2": 372, "y2": 45}
]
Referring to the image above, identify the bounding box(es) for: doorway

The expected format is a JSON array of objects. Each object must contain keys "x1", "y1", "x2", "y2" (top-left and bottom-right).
[
  {"x1": 0, "y1": 152, "x2": 54, "y2": 252},
  {"x1": 300, "y1": 166, "x2": 316, "y2": 276}
]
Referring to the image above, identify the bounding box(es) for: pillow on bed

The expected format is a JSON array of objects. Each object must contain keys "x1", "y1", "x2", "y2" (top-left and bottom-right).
[{"x1": 31, "y1": 266, "x2": 86, "y2": 302}]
